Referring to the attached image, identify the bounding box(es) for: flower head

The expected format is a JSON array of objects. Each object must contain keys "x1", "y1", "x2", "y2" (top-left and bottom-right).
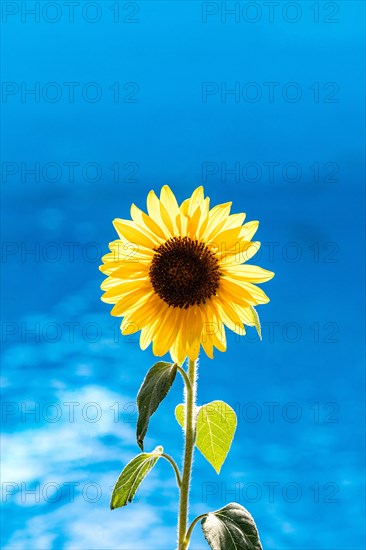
[{"x1": 100, "y1": 186, "x2": 274, "y2": 363}]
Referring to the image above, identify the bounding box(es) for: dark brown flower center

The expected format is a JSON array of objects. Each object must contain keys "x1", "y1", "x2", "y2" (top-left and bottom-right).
[{"x1": 149, "y1": 236, "x2": 221, "y2": 309}]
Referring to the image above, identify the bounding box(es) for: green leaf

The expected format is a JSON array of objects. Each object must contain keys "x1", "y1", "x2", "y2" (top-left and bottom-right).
[
  {"x1": 175, "y1": 400, "x2": 237, "y2": 473},
  {"x1": 197, "y1": 401, "x2": 237, "y2": 473},
  {"x1": 136, "y1": 361, "x2": 177, "y2": 450},
  {"x1": 201, "y1": 502, "x2": 262, "y2": 550},
  {"x1": 110, "y1": 446, "x2": 163, "y2": 510},
  {"x1": 174, "y1": 402, "x2": 186, "y2": 428}
]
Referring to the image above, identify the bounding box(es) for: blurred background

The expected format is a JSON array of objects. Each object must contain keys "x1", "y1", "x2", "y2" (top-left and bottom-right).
[{"x1": 1, "y1": 1, "x2": 365, "y2": 548}]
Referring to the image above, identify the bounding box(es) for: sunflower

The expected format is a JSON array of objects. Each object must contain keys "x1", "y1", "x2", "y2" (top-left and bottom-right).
[{"x1": 100, "y1": 186, "x2": 274, "y2": 364}]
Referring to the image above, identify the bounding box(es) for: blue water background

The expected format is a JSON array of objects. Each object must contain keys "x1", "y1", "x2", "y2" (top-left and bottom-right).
[{"x1": 1, "y1": 1, "x2": 365, "y2": 549}]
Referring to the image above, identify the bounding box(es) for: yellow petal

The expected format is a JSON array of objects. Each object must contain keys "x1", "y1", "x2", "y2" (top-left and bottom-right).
[
  {"x1": 108, "y1": 239, "x2": 154, "y2": 261},
  {"x1": 101, "y1": 264, "x2": 149, "y2": 280},
  {"x1": 159, "y1": 200, "x2": 176, "y2": 237},
  {"x1": 208, "y1": 226, "x2": 243, "y2": 253},
  {"x1": 146, "y1": 190, "x2": 161, "y2": 221},
  {"x1": 101, "y1": 279, "x2": 149, "y2": 303},
  {"x1": 113, "y1": 219, "x2": 157, "y2": 249},
  {"x1": 211, "y1": 322, "x2": 227, "y2": 352},
  {"x1": 214, "y1": 298, "x2": 245, "y2": 334},
  {"x1": 219, "y1": 279, "x2": 255, "y2": 306},
  {"x1": 203, "y1": 202, "x2": 232, "y2": 241},
  {"x1": 160, "y1": 185, "x2": 179, "y2": 217},
  {"x1": 188, "y1": 186, "x2": 205, "y2": 215},
  {"x1": 176, "y1": 210, "x2": 188, "y2": 237},
  {"x1": 122, "y1": 296, "x2": 166, "y2": 332},
  {"x1": 187, "y1": 306, "x2": 203, "y2": 348},
  {"x1": 200, "y1": 302, "x2": 217, "y2": 358},
  {"x1": 146, "y1": 189, "x2": 176, "y2": 237},
  {"x1": 140, "y1": 319, "x2": 160, "y2": 350},
  {"x1": 152, "y1": 307, "x2": 180, "y2": 356},
  {"x1": 187, "y1": 206, "x2": 203, "y2": 239},
  {"x1": 187, "y1": 339, "x2": 201, "y2": 361},
  {"x1": 111, "y1": 289, "x2": 153, "y2": 316},
  {"x1": 238, "y1": 282, "x2": 270, "y2": 304},
  {"x1": 180, "y1": 198, "x2": 190, "y2": 217},
  {"x1": 222, "y1": 212, "x2": 246, "y2": 231},
  {"x1": 220, "y1": 241, "x2": 261, "y2": 266},
  {"x1": 201, "y1": 336, "x2": 214, "y2": 359},
  {"x1": 196, "y1": 197, "x2": 211, "y2": 237},
  {"x1": 223, "y1": 265, "x2": 275, "y2": 283},
  {"x1": 239, "y1": 220, "x2": 259, "y2": 241},
  {"x1": 130, "y1": 203, "x2": 167, "y2": 241},
  {"x1": 101, "y1": 274, "x2": 147, "y2": 291},
  {"x1": 170, "y1": 330, "x2": 188, "y2": 364}
]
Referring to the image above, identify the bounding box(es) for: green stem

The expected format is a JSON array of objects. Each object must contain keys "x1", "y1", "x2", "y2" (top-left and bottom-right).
[
  {"x1": 177, "y1": 358, "x2": 197, "y2": 550},
  {"x1": 185, "y1": 514, "x2": 208, "y2": 546},
  {"x1": 177, "y1": 366, "x2": 192, "y2": 392},
  {"x1": 161, "y1": 453, "x2": 182, "y2": 488}
]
